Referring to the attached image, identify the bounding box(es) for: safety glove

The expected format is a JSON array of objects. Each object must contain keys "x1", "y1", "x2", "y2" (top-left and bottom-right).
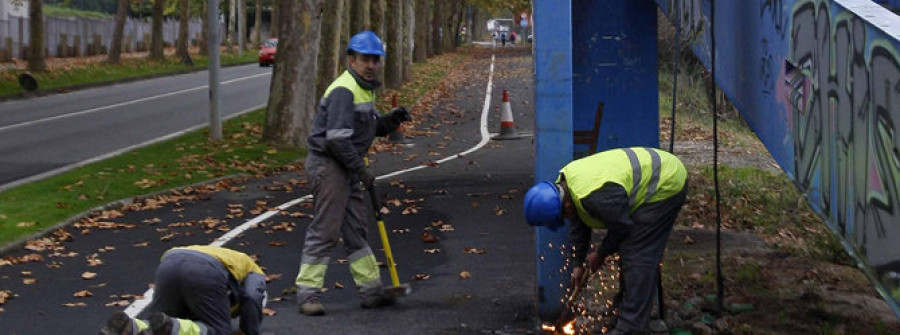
[
  {"x1": 389, "y1": 106, "x2": 412, "y2": 123},
  {"x1": 356, "y1": 167, "x2": 376, "y2": 189}
]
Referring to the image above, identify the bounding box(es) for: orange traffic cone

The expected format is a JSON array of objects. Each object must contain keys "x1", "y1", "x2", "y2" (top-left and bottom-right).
[
  {"x1": 388, "y1": 94, "x2": 413, "y2": 146},
  {"x1": 493, "y1": 90, "x2": 520, "y2": 140}
]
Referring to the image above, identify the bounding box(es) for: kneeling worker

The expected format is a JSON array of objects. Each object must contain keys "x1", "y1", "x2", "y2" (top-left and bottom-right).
[
  {"x1": 99, "y1": 245, "x2": 267, "y2": 335},
  {"x1": 524, "y1": 147, "x2": 688, "y2": 334}
]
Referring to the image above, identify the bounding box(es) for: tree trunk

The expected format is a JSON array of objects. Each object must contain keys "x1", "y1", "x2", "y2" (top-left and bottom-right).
[
  {"x1": 316, "y1": 0, "x2": 343, "y2": 100},
  {"x1": 150, "y1": 0, "x2": 165, "y2": 60},
  {"x1": 441, "y1": 0, "x2": 460, "y2": 52},
  {"x1": 263, "y1": 0, "x2": 323, "y2": 148},
  {"x1": 107, "y1": 0, "x2": 128, "y2": 63},
  {"x1": 27, "y1": 0, "x2": 46, "y2": 71},
  {"x1": 254, "y1": 0, "x2": 262, "y2": 43},
  {"x1": 271, "y1": 2, "x2": 278, "y2": 38},
  {"x1": 369, "y1": 0, "x2": 384, "y2": 81},
  {"x1": 340, "y1": 3, "x2": 349, "y2": 58},
  {"x1": 349, "y1": 0, "x2": 369, "y2": 35},
  {"x1": 401, "y1": 0, "x2": 412, "y2": 81},
  {"x1": 413, "y1": 0, "x2": 425, "y2": 62},
  {"x1": 471, "y1": 6, "x2": 481, "y2": 43},
  {"x1": 425, "y1": 0, "x2": 432, "y2": 57},
  {"x1": 384, "y1": 0, "x2": 401, "y2": 88},
  {"x1": 239, "y1": 0, "x2": 247, "y2": 50},
  {"x1": 430, "y1": 0, "x2": 441, "y2": 55},
  {"x1": 200, "y1": 0, "x2": 208, "y2": 56},
  {"x1": 176, "y1": 0, "x2": 190, "y2": 58}
]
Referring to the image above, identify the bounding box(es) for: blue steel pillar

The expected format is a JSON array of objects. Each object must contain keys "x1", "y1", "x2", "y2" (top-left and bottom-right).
[
  {"x1": 533, "y1": 0, "x2": 659, "y2": 323},
  {"x1": 533, "y1": 0, "x2": 573, "y2": 322}
]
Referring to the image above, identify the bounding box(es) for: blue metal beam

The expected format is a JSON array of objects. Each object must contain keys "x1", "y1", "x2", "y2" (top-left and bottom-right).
[{"x1": 655, "y1": 0, "x2": 900, "y2": 317}]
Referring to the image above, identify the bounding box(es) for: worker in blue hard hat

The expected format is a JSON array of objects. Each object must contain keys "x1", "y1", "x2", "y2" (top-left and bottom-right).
[
  {"x1": 294, "y1": 31, "x2": 412, "y2": 317},
  {"x1": 524, "y1": 147, "x2": 688, "y2": 334}
]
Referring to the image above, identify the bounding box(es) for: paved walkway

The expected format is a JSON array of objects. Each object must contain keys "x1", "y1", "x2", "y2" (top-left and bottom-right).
[{"x1": 0, "y1": 46, "x2": 539, "y2": 335}]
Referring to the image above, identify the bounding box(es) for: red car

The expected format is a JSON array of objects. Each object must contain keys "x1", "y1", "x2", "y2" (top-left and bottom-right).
[{"x1": 258, "y1": 38, "x2": 277, "y2": 67}]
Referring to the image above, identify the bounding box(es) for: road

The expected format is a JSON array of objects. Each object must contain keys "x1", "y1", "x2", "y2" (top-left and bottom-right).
[
  {"x1": 0, "y1": 47, "x2": 542, "y2": 334},
  {"x1": 0, "y1": 64, "x2": 272, "y2": 188}
]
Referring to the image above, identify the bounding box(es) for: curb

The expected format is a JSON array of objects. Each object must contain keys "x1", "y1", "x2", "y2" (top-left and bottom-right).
[{"x1": 0, "y1": 59, "x2": 259, "y2": 102}]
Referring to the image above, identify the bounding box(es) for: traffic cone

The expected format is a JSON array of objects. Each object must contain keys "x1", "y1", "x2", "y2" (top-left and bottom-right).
[
  {"x1": 493, "y1": 90, "x2": 520, "y2": 140},
  {"x1": 388, "y1": 94, "x2": 413, "y2": 146}
]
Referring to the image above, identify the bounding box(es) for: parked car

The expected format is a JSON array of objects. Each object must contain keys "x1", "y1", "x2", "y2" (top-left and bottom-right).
[{"x1": 258, "y1": 38, "x2": 278, "y2": 67}]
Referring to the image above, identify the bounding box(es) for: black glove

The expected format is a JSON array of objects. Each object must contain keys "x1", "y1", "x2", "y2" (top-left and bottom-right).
[
  {"x1": 356, "y1": 168, "x2": 375, "y2": 188},
  {"x1": 389, "y1": 107, "x2": 412, "y2": 123}
]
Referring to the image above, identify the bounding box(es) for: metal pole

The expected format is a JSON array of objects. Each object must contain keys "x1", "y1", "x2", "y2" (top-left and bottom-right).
[{"x1": 208, "y1": 0, "x2": 221, "y2": 140}]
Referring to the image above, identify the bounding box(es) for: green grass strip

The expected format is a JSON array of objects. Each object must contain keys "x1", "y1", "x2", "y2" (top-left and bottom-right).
[{"x1": 0, "y1": 52, "x2": 258, "y2": 98}]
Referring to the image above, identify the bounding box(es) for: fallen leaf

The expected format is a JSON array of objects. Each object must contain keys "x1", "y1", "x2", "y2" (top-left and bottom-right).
[
  {"x1": 413, "y1": 274, "x2": 430, "y2": 281},
  {"x1": 23, "y1": 278, "x2": 36, "y2": 285},
  {"x1": 105, "y1": 300, "x2": 130, "y2": 307},
  {"x1": 132, "y1": 242, "x2": 150, "y2": 247},
  {"x1": 380, "y1": 207, "x2": 391, "y2": 215},
  {"x1": 494, "y1": 206, "x2": 507, "y2": 216},
  {"x1": 333, "y1": 282, "x2": 344, "y2": 289},
  {"x1": 20, "y1": 271, "x2": 31, "y2": 277},
  {"x1": 16, "y1": 222, "x2": 35, "y2": 227},
  {"x1": 430, "y1": 220, "x2": 444, "y2": 227},
  {"x1": 684, "y1": 235, "x2": 695, "y2": 245},
  {"x1": 421, "y1": 233, "x2": 439, "y2": 243},
  {"x1": 459, "y1": 271, "x2": 471, "y2": 279},
  {"x1": 265, "y1": 273, "x2": 282, "y2": 282},
  {"x1": 336, "y1": 259, "x2": 348, "y2": 264},
  {"x1": 268, "y1": 241, "x2": 286, "y2": 247},
  {"x1": 262, "y1": 308, "x2": 277, "y2": 316},
  {"x1": 463, "y1": 247, "x2": 486, "y2": 255},
  {"x1": 62, "y1": 302, "x2": 87, "y2": 307},
  {"x1": 73, "y1": 290, "x2": 93, "y2": 298},
  {"x1": 424, "y1": 248, "x2": 441, "y2": 254},
  {"x1": 81, "y1": 272, "x2": 97, "y2": 280}
]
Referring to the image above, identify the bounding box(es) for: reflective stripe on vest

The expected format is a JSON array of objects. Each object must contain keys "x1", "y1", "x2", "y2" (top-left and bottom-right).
[{"x1": 621, "y1": 148, "x2": 662, "y2": 208}]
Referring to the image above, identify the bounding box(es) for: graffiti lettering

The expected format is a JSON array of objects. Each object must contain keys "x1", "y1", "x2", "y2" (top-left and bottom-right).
[
  {"x1": 667, "y1": 0, "x2": 705, "y2": 44},
  {"x1": 760, "y1": 39, "x2": 774, "y2": 95},
  {"x1": 761, "y1": 0, "x2": 789, "y2": 39},
  {"x1": 788, "y1": 0, "x2": 900, "y2": 300}
]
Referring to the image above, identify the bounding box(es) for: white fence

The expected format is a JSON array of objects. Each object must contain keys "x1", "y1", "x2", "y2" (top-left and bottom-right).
[{"x1": 0, "y1": 15, "x2": 221, "y2": 60}]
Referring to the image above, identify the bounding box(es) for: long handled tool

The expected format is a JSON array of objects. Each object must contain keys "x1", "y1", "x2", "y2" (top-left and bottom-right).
[{"x1": 367, "y1": 185, "x2": 412, "y2": 298}]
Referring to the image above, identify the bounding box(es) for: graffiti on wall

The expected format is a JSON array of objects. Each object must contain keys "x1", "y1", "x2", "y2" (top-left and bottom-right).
[
  {"x1": 786, "y1": 0, "x2": 900, "y2": 300},
  {"x1": 667, "y1": 0, "x2": 706, "y2": 44}
]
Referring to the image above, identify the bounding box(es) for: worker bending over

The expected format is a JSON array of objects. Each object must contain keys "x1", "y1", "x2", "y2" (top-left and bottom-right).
[
  {"x1": 524, "y1": 147, "x2": 688, "y2": 334},
  {"x1": 99, "y1": 245, "x2": 267, "y2": 335}
]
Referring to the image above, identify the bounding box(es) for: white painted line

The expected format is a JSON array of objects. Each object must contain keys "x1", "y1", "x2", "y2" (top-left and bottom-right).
[
  {"x1": 0, "y1": 72, "x2": 271, "y2": 133},
  {"x1": 126, "y1": 54, "x2": 498, "y2": 318},
  {"x1": 0, "y1": 104, "x2": 266, "y2": 192}
]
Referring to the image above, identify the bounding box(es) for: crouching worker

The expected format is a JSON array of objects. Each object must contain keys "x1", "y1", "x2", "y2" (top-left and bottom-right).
[
  {"x1": 99, "y1": 245, "x2": 267, "y2": 335},
  {"x1": 524, "y1": 147, "x2": 688, "y2": 334}
]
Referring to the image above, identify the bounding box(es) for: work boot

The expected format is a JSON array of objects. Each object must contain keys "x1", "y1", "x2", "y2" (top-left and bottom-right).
[
  {"x1": 299, "y1": 297, "x2": 325, "y2": 316},
  {"x1": 147, "y1": 312, "x2": 174, "y2": 335},
  {"x1": 99, "y1": 311, "x2": 133, "y2": 335},
  {"x1": 360, "y1": 292, "x2": 396, "y2": 309}
]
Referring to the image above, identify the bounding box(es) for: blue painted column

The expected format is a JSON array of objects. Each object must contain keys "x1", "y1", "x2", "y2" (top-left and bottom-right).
[
  {"x1": 533, "y1": 0, "x2": 573, "y2": 322},
  {"x1": 573, "y1": 0, "x2": 659, "y2": 152},
  {"x1": 532, "y1": 0, "x2": 659, "y2": 323}
]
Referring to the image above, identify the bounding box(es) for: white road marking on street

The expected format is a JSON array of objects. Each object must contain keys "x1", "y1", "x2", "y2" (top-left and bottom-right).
[
  {"x1": 0, "y1": 104, "x2": 266, "y2": 192},
  {"x1": 0, "y1": 72, "x2": 270, "y2": 133},
  {"x1": 126, "y1": 54, "x2": 498, "y2": 318}
]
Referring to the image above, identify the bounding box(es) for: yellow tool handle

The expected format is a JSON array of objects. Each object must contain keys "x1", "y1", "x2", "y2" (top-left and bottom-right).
[{"x1": 376, "y1": 218, "x2": 401, "y2": 287}]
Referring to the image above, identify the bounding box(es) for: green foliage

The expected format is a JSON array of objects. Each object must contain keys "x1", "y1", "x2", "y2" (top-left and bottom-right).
[{"x1": 44, "y1": 4, "x2": 112, "y2": 18}]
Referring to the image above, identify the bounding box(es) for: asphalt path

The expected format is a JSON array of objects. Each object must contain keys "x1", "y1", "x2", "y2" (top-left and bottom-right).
[
  {"x1": 0, "y1": 64, "x2": 272, "y2": 188},
  {"x1": 0, "y1": 47, "x2": 538, "y2": 334}
]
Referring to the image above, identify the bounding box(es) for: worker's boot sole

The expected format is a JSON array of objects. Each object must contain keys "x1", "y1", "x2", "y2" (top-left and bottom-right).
[
  {"x1": 99, "y1": 311, "x2": 132, "y2": 335},
  {"x1": 361, "y1": 293, "x2": 396, "y2": 309},
  {"x1": 299, "y1": 302, "x2": 325, "y2": 316}
]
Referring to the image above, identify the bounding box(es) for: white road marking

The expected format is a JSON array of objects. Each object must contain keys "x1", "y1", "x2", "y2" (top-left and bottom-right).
[
  {"x1": 0, "y1": 104, "x2": 266, "y2": 192},
  {"x1": 125, "y1": 54, "x2": 498, "y2": 318},
  {"x1": 0, "y1": 72, "x2": 270, "y2": 133}
]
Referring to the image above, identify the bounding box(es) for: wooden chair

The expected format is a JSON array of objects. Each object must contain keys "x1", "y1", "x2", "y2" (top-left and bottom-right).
[{"x1": 573, "y1": 102, "x2": 604, "y2": 158}]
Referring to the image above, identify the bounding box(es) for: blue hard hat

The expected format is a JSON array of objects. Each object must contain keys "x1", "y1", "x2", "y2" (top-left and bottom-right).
[
  {"x1": 348, "y1": 31, "x2": 385, "y2": 56},
  {"x1": 524, "y1": 182, "x2": 563, "y2": 229}
]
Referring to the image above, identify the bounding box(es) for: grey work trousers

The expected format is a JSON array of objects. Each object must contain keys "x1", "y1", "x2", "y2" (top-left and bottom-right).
[
  {"x1": 295, "y1": 154, "x2": 384, "y2": 303},
  {"x1": 613, "y1": 183, "x2": 687, "y2": 333},
  {"x1": 146, "y1": 250, "x2": 226, "y2": 335}
]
